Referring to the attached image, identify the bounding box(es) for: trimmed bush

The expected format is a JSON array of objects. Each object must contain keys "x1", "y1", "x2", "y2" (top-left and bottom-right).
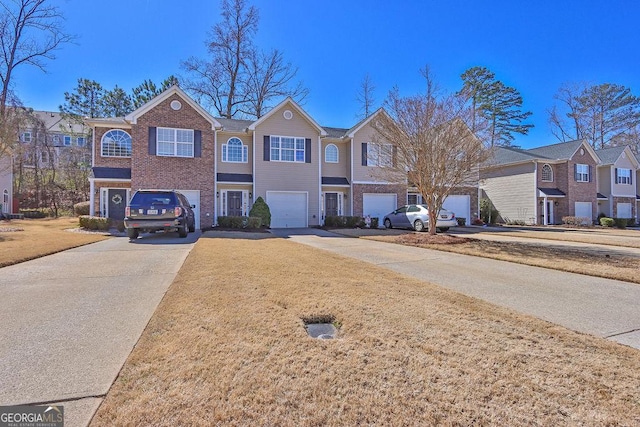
[
  {"x1": 73, "y1": 201, "x2": 90, "y2": 216},
  {"x1": 345, "y1": 216, "x2": 362, "y2": 228},
  {"x1": 218, "y1": 216, "x2": 262, "y2": 229},
  {"x1": 456, "y1": 217, "x2": 466, "y2": 226},
  {"x1": 480, "y1": 198, "x2": 499, "y2": 224},
  {"x1": 79, "y1": 215, "x2": 110, "y2": 231},
  {"x1": 562, "y1": 216, "x2": 591, "y2": 227},
  {"x1": 19, "y1": 208, "x2": 48, "y2": 219},
  {"x1": 249, "y1": 197, "x2": 271, "y2": 227},
  {"x1": 246, "y1": 216, "x2": 262, "y2": 229},
  {"x1": 614, "y1": 218, "x2": 628, "y2": 229},
  {"x1": 599, "y1": 217, "x2": 614, "y2": 227}
]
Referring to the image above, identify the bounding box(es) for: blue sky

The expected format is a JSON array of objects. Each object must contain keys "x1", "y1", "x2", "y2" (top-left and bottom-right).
[{"x1": 11, "y1": 0, "x2": 640, "y2": 148}]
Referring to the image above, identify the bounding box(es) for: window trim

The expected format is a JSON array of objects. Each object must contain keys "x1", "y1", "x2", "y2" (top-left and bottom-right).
[
  {"x1": 156, "y1": 127, "x2": 194, "y2": 158},
  {"x1": 576, "y1": 163, "x2": 589, "y2": 182},
  {"x1": 63, "y1": 135, "x2": 72, "y2": 146},
  {"x1": 616, "y1": 168, "x2": 632, "y2": 185},
  {"x1": 101, "y1": 129, "x2": 132, "y2": 158},
  {"x1": 541, "y1": 164, "x2": 553, "y2": 182},
  {"x1": 222, "y1": 137, "x2": 248, "y2": 163},
  {"x1": 77, "y1": 137, "x2": 86, "y2": 147},
  {"x1": 367, "y1": 142, "x2": 393, "y2": 167},
  {"x1": 270, "y1": 135, "x2": 306, "y2": 163},
  {"x1": 325, "y1": 144, "x2": 339, "y2": 163}
]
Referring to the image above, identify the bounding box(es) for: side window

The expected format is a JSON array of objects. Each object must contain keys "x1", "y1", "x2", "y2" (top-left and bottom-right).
[
  {"x1": 407, "y1": 205, "x2": 420, "y2": 213},
  {"x1": 395, "y1": 206, "x2": 407, "y2": 214}
]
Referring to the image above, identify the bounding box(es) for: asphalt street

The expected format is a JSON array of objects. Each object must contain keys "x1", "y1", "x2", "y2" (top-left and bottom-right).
[{"x1": 0, "y1": 232, "x2": 198, "y2": 427}]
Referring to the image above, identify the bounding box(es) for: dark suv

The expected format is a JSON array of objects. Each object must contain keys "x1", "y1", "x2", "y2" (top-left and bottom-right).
[{"x1": 124, "y1": 190, "x2": 196, "y2": 240}]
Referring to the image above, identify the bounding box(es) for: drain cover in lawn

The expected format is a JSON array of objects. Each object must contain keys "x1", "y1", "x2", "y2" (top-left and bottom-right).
[{"x1": 305, "y1": 323, "x2": 337, "y2": 339}]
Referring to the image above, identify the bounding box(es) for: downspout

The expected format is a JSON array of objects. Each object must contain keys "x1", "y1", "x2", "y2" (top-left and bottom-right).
[{"x1": 533, "y1": 161, "x2": 538, "y2": 225}]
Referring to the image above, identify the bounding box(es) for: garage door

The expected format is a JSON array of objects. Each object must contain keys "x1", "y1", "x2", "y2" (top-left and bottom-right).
[
  {"x1": 443, "y1": 195, "x2": 470, "y2": 225},
  {"x1": 617, "y1": 202, "x2": 632, "y2": 218},
  {"x1": 363, "y1": 193, "x2": 397, "y2": 226},
  {"x1": 575, "y1": 201, "x2": 592, "y2": 224},
  {"x1": 178, "y1": 190, "x2": 200, "y2": 229},
  {"x1": 267, "y1": 191, "x2": 308, "y2": 228}
]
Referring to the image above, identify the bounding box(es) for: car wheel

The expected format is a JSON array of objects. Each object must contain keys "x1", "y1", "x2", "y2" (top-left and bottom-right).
[
  {"x1": 127, "y1": 228, "x2": 139, "y2": 240},
  {"x1": 188, "y1": 221, "x2": 195, "y2": 233},
  {"x1": 384, "y1": 218, "x2": 392, "y2": 229},
  {"x1": 437, "y1": 227, "x2": 449, "y2": 232},
  {"x1": 413, "y1": 219, "x2": 425, "y2": 232},
  {"x1": 178, "y1": 223, "x2": 188, "y2": 238}
]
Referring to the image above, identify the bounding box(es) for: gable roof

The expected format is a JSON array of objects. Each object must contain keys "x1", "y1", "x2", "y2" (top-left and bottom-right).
[
  {"x1": 247, "y1": 97, "x2": 327, "y2": 136},
  {"x1": 596, "y1": 145, "x2": 640, "y2": 168},
  {"x1": 485, "y1": 139, "x2": 601, "y2": 168},
  {"x1": 216, "y1": 117, "x2": 253, "y2": 132},
  {"x1": 346, "y1": 108, "x2": 389, "y2": 138},
  {"x1": 528, "y1": 139, "x2": 588, "y2": 160},
  {"x1": 124, "y1": 85, "x2": 221, "y2": 130}
]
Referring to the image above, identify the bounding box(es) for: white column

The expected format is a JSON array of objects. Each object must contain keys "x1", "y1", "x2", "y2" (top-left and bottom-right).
[{"x1": 89, "y1": 180, "x2": 95, "y2": 216}]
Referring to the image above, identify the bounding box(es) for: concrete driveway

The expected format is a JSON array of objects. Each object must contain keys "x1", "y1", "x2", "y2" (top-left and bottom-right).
[
  {"x1": 270, "y1": 228, "x2": 640, "y2": 350},
  {"x1": 0, "y1": 231, "x2": 198, "y2": 427}
]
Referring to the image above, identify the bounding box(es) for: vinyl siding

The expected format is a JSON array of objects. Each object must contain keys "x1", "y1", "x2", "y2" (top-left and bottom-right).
[
  {"x1": 480, "y1": 162, "x2": 536, "y2": 224},
  {"x1": 217, "y1": 132, "x2": 252, "y2": 175},
  {"x1": 321, "y1": 140, "x2": 348, "y2": 178},
  {"x1": 253, "y1": 103, "x2": 321, "y2": 226},
  {"x1": 597, "y1": 165, "x2": 612, "y2": 196},
  {"x1": 352, "y1": 122, "x2": 392, "y2": 183},
  {"x1": 611, "y1": 155, "x2": 636, "y2": 197},
  {"x1": 0, "y1": 156, "x2": 12, "y2": 213}
]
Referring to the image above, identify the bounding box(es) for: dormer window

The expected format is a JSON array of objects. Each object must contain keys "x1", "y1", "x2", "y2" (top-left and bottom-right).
[{"x1": 541, "y1": 164, "x2": 553, "y2": 182}]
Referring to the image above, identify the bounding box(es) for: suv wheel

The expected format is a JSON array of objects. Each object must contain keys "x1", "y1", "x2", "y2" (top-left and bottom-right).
[
  {"x1": 188, "y1": 221, "x2": 195, "y2": 233},
  {"x1": 178, "y1": 223, "x2": 188, "y2": 238},
  {"x1": 127, "y1": 228, "x2": 139, "y2": 240}
]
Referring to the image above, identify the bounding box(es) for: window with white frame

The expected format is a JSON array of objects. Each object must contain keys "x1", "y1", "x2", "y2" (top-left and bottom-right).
[
  {"x1": 77, "y1": 137, "x2": 86, "y2": 147},
  {"x1": 222, "y1": 137, "x2": 248, "y2": 163},
  {"x1": 575, "y1": 164, "x2": 589, "y2": 182},
  {"x1": 367, "y1": 143, "x2": 393, "y2": 167},
  {"x1": 270, "y1": 135, "x2": 305, "y2": 162},
  {"x1": 52, "y1": 135, "x2": 60, "y2": 145},
  {"x1": 157, "y1": 127, "x2": 194, "y2": 157},
  {"x1": 63, "y1": 135, "x2": 72, "y2": 146},
  {"x1": 21, "y1": 132, "x2": 31, "y2": 143},
  {"x1": 325, "y1": 144, "x2": 338, "y2": 163},
  {"x1": 616, "y1": 168, "x2": 632, "y2": 185},
  {"x1": 101, "y1": 129, "x2": 132, "y2": 157},
  {"x1": 541, "y1": 164, "x2": 553, "y2": 182}
]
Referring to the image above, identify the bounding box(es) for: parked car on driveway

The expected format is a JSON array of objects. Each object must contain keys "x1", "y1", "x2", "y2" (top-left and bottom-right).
[
  {"x1": 383, "y1": 204, "x2": 457, "y2": 232},
  {"x1": 124, "y1": 190, "x2": 196, "y2": 240}
]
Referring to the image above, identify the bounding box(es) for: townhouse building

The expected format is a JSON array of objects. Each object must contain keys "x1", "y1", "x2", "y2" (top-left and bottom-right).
[{"x1": 87, "y1": 86, "x2": 479, "y2": 228}]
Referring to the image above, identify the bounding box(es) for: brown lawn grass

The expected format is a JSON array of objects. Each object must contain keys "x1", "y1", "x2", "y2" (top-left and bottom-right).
[
  {"x1": 91, "y1": 236, "x2": 640, "y2": 426},
  {"x1": 367, "y1": 233, "x2": 640, "y2": 285},
  {"x1": 0, "y1": 217, "x2": 109, "y2": 267},
  {"x1": 483, "y1": 227, "x2": 640, "y2": 249}
]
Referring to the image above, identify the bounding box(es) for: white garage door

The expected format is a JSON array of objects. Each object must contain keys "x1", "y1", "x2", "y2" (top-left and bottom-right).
[
  {"x1": 617, "y1": 202, "x2": 632, "y2": 219},
  {"x1": 267, "y1": 191, "x2": 308, "y2": 228},
  {"x1": 442, "y1": 195, "x2": 470, "y2": 225},
  {"x1": 363, "y1": 193, "x2": 397, "y2": 226},
  {"x1": 178, "y1": 190, "x2": 200, "y2": 229},
  {"x1": 575, "y1": 202, "x2": 592, "y2": 224}
]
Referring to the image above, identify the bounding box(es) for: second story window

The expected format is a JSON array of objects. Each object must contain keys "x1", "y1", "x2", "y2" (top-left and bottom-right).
[
  {"x1": 77, "y1": 137, "x2": 86, "y2": 147},
  {"x1": 222, "y1": 137, "x2": 248, "y2": 163},
  {"x1": 325, "y1": 144, "x2": 339, "y2": 163},
  {"x1": 64, "y1": 135, "x2": 72, "y2": 146},
  {"x1": 366, "y1": 143, "x2": 393, "y2": 167},
  {"x1": 101, "y1": 129, "x2": 132, "y2": 157},
  {"x1": 270, "y1": 135, "x2": 305, "y2": 162},
  {"x1": 616, "y1": 168, "x2": 632, "y2": 185},
  {"x1": 575, "y1": 164, "x2": 590, "y2": 182},
  {"x1": 157, "y1": 127, "x2": 194, "y2": 158},
  {"x1": 541, "y1": 164, "x2": 553, "y2": 182},
  {"x1": 21, "y1": 132, "x2": 31, "y2": 143}
]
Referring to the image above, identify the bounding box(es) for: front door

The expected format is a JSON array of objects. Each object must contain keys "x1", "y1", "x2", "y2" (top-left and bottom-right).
[
  {"x1": 546, "y1": 201, "x2": 554, "y2": 225},
  {"x1": 108, "y1": 189, "x2": 127, "y2": 220},
  {"x1": 325, "y1": 193, "x2": 338, "y2": 217},
  {"x1": 227, "y1": 191, "x2": 243, "y2": 216}
]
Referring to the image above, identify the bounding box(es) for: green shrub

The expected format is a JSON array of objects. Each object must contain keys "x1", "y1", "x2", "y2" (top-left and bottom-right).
[
  {"x1": 246, "y1": 216, "x2": 262, "y2": 229},
  {"x1": 345, "y1": 216, "x2": 361, "y2": 228},
  {"x1": 73, "y1": 201, "x2": 90, "y2": 216},
  {"x1": 599, "y1": 217, "x2": 614, "y2": 227},
  {"x1": 249, "y1": 196, "x2": 271, "y2": 227},
  {"x1": 614, "y1": 218, "x2": 628, "y2": 229},
  {"x1": 480, "y1": 198, "x2": 499, "y2": 224},
  {"x1": 456, "y1": 217, "x2": 466, "y2": 226},
  {"x1": 79, "y1": 215, "x2": 110, "y2": 231}
]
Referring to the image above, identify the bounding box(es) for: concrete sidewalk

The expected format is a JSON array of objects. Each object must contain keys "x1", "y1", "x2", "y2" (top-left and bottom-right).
[
  {"x1": 271, "y1": 228, "x2": 640, "y2": 350},
  {"x1": 0, "y1": 232, "x2": 198, "y2": 426}
]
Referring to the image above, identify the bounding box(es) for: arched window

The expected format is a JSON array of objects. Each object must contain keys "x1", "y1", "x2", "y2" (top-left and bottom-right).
[
  {"x1": 325, "y1": 144, "x2": 338, "y2": 163},
  {"x1": 541, "y1": 164, "x2": 553, "y2": 182},
  {"x1": 222, "y1": 137, "x2": 248, "y2": 163},
  {"x1": 101, "y1": 129, "x2": 132, "y2": 157}
]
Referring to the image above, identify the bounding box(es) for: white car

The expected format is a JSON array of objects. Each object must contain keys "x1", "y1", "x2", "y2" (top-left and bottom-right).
[{"x1": 383, "y1": 204, "x2": 457, "y2": 232}]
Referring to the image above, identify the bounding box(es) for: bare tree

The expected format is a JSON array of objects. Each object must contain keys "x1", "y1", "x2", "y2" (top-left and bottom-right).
[
  {"x1": 0, "y1": 0, "x2": 73, "y2": 117},
  {"x1": 549, "y1": 82, "x2": 640, "y2": 149},
  {"x1": 182, "y1": 0, "x2": 258, "y2": 118},
  {"x1": 242, "y1": 49, "x2": 308, "y2": 118},
  {"x1": 372, "y1": 71, "x2": 491, "y2": 235},
  {"x1": 356, "y1": 73, "x2": 376, "y2": 119}
]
